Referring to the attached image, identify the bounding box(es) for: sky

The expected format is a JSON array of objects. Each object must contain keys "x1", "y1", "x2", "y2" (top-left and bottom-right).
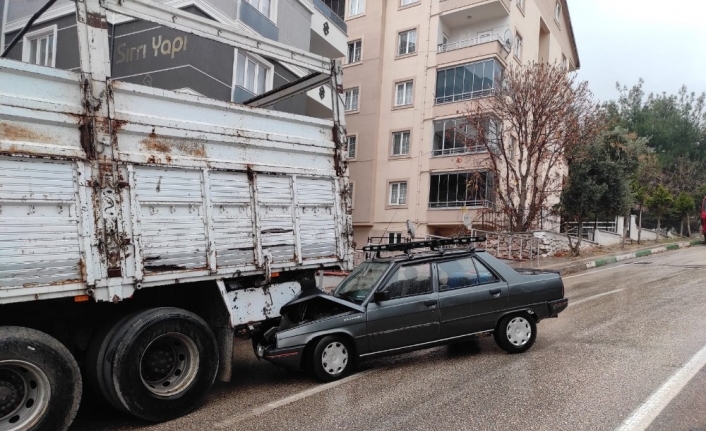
[{"x1": 569, "y1": 0, "x2": 706, "y2": 103}]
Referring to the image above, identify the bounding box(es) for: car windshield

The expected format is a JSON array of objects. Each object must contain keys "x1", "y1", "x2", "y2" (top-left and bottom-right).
[{"x1": 333, "y1": 262, "x2": 390, "y2": 304}]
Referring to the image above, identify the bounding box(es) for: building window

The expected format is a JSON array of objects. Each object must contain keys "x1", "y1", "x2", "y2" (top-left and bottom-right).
[
  {"x1": 392, "y1": 131, "x2": 411, "y2": 156},
  {"x1": 346, "y1": 136, "x2": 357, "y2": 158},
  {"x1": 323, "y1": 0, "x2": 346, "y2": 20},
  {"x1": 398, "y1": 29, "x2": 417, "y2": 55},
  {"x1": 435, "y1": 59, "x2": 502, "y2": 104},
  {"x1": 395, "y1": 81, "x2": 414, "y2": 106},
  {"x1": 516, "y1": 0, "x2": 525, "y2": 10},
  {"x1": 429, "y1": 171, "x2": 494, "y2": 209},
  {"x1": 23, "y1": 26, "x2": 57, "y2": 68},
  {"x1": 388, "y1": 232, "x2": 403, "y2": 244},
  {"x1": 347, "y1": 40, "x2": 362, "y2": 64},
  {"x1": 349, "y1": 0, "x2": 365, "y2": 17},
  {"x1": 245, "y1": 0, "x2": 272, "y2": 18},
  {"x1": 561, "y1": 54, "x2": 568, "y2": 70},
  {"x1": 433, "y1": 118, "x2": 492, "y2": 156},
  {"x1": 390, "y1": 182, "x2": 408, "y2": 206},
  {"x1": 555, "y1": 1, "x2": 562, "y2": 23},
  {"x1": 514, "y1": 32, "x2": 523, "y2": 59},
  {"x1": 234, "y1": 51, "x2": 270, "y2": 97},
  {"x1": 344, "y1": 88, "x2": 360, "y2": 111},
  {"x1": 401, "y1": 0, "x2": 419, "y2": 6}
]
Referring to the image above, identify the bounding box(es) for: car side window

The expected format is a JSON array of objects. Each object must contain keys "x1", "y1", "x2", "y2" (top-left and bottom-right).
[
  {"x1": 472, "y1": 258, "x2": 499, "y2": 284},
  {"x1": 437, "y1": 258, "x2": 479, "y2": 290},
  {"x1": 381, "y1": 263, "x2": 432, "y2": 299}
]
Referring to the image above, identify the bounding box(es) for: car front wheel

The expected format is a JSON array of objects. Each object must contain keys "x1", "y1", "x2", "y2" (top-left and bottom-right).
[
  {"x1": 495, "y1": 314, "x2": 537, "y2": 354},
  {"x1": 310, "y1": 336, "x2": 353, "y2": 382}
]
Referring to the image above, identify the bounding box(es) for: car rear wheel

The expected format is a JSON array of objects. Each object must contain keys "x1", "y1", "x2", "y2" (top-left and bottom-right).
[
  {"x1": 495, "y1": 314, "x2": 537, "y2": 354},
  {"x1": 310, "y1": 336, "x2": 353, "y2": 382}
]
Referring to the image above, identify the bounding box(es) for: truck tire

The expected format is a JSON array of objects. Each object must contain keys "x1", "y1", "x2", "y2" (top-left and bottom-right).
[
  {"x1": 100, "y1": 308, "x2": 219, "y2": 422},
  {"x1": 494, "y1": 313, "x2": 537, "y2": 354},
  {"x1": 85, "y1": 312, "x2": 142, "y2": 410},
  {"x1": 0, "y1": 326, "x2": 81, "y2": 431}
]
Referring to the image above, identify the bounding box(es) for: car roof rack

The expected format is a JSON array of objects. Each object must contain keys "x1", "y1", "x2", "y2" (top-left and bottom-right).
[{"x1": 362, "y1": 236, "x2": 486, "y2": 258}]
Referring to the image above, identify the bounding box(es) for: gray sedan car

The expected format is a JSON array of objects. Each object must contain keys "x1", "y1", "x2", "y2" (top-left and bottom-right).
[{"x1": 255, "y1": 238, "x2": 568, "y2": 382}]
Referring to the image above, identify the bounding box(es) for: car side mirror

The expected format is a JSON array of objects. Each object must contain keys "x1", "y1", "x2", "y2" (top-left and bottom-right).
[{"x1": 373, "y1": 291, "x2": 390, "y2": 303}]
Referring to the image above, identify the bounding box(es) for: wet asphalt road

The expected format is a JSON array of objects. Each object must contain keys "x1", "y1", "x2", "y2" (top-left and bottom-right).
[{"x1": 70, "y1": 245, "x2": 706, "y2": 431}]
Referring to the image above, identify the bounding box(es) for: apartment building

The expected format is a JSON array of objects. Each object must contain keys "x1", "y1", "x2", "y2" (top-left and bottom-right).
[
  {"x1": 342, "y1": 0, "x2": 579, "y2": 247},
  {"x1": 0, "y1": 0, "x2": 348, "y2": 117}
]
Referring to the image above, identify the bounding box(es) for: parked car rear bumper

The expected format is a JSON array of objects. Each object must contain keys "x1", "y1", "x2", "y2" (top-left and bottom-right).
[{"x1": 548, "y1": 298, "x2": 569, "y2": 317}]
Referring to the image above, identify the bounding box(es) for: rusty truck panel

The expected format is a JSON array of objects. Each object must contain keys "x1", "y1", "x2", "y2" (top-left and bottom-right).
[{"x1": 0, "y1": 0, "x2": 352, "y2": 307}]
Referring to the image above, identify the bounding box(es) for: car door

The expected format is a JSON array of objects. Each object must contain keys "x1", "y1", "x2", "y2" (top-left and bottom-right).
[
  {"x1": 366, "y1": 262, "x2": 439, "y2": 353},
  {"x1": 466, "y1": 256, "x2": 509, "y2": 331},
  {"x1": 436, "y1": 256, "x2": 481, "y2": 339}
]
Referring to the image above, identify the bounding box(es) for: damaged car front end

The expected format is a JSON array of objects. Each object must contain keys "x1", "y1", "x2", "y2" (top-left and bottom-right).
[{"x1": 253, "y1": 262, "x2": 390, "y2": 371}]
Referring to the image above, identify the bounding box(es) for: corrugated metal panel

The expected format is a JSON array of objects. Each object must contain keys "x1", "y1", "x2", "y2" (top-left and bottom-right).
[
  {"x1": 257, "y1": 175, "x2": 295, "y2": 262},
  {"x1": 0, "y1": 158, "x2": 82, "y2": 288},
  {"x1": 297, "y1": 177, "x2": 337, "y2": 259},
  {"x1": 210, "y1": 172, "x2": 256, "y2": 268},
  {"x1": 133, "y1": 167, "x2": 208, "y2": 272}
]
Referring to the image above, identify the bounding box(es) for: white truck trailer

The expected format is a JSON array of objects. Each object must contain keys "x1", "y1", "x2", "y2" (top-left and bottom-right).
[{"x1": 0, "y1": 0, "x2": 352, "y2": 429}]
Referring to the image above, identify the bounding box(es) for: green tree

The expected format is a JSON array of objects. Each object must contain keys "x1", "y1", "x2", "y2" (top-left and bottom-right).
[
  {"x1": 646, "y1": 185, "x2": 674, "y2": 237},
  {"x1": 674, "y1": 193, "x2": 695, "y2": 237},
  {"x1": 558, "y1": 141, "x2": 631, "y2": 256}
]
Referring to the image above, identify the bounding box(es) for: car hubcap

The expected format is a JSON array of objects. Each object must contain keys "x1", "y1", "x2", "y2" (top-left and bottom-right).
[
  {"x1": 321, "y1": 342, "x2": 348, "y2": 376},
  {"x1": 506, "y1": 317, "x2": 532, "y2": 347},
  {"x1": 140, "y1": 333, "x2": 199, "y2": 397},
  {"x1": 0, "y1": 361, "x2": 50, "y2": 431}
]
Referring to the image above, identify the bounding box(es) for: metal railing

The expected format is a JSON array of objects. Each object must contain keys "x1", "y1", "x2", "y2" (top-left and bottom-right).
[
  {"x1": 435, "y1": 88, "x2": 496, "y2": 105},
  {"x1": 437, "y1": 34, "x2": 506, "y2": 54},
  {"x1": 311, "y1": 0, "x2": 348, "y2": 33}
]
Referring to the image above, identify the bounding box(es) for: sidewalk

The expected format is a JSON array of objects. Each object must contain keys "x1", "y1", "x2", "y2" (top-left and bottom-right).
[{"x1": 508, "y1": 237, "x2": 704, "y2": 275}]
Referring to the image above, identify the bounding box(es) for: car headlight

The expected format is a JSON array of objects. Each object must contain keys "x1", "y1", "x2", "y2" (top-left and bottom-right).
[{"x1": 256, "y1": 344, "x2": 265, "y2": 358}]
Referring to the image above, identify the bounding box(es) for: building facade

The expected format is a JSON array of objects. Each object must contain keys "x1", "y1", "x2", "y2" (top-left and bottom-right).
[
  {"x1": 342, "y1": 0, "x2": 579, "y2": 247},
  {"x1": 0, "y1": 0, "x2": 348, "y2": 118}
]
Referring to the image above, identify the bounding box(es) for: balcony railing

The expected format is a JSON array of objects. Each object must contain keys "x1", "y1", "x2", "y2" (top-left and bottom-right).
[
  {"x1": 429, "y1": 199, "x2": 493, "y2": 209},
  {"x1": 437, "y1": 34, "x2": 508, "y2": 54},
  {"x1": 435, "y1": 88, "x2": 495, "y2": 105},
  {"x1": 312, "y1": 0, "x2": 348, "y2": 33},
  {"x1": 432, "y1": 144, "x2": 487, "y2": 157}
]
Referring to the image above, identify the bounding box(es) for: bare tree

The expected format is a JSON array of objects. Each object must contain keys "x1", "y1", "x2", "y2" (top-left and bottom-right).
[{"x1": 463, "y1": 63, "x2": 603, "y2": 232}]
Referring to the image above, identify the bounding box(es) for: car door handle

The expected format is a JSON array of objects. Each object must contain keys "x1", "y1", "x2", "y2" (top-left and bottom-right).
[
  {"x1": 423, "y1": 299, "x2": 438, "y2": 307},
  {"x1": 488, "y1": 289, "x2": 502, "y2": 296}
]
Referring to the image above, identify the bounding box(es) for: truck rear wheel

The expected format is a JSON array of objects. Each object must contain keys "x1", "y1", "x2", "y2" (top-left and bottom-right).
[
  {"x1": 100, "y1": 308, "x2": 219, "y2": 422},
  {"x1": 0, "y1": 326, "x2": 81, "y2": 431}
]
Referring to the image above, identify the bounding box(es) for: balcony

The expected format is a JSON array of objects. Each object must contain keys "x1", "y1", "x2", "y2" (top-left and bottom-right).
[
  {"x1": 436, "y1": 34, "x2": 509, "y2": 67},
  {"x1": 439, "y1": 0, "x2": 510, "y2": 16},
  {"x1": 309, "y1": 0, "x2": 347, "y2": 59}
]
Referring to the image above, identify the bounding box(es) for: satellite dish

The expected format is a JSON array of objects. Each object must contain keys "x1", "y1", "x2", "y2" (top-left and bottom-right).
[
  {"x1": 462, "y1": 212, "x2": 473, "y2": 230},
  {"x1": 503, "y1": 29, "x2": 513, "y2": 53},
  {"x1": 406, "y1": 220, "x2": 416, "y2": 239}
]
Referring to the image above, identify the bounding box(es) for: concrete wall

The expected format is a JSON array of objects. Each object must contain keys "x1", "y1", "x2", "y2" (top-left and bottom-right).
[
  {"x1": 278, "y1": 0, "x2": 311, "y2": 51},
  {"x1": 535, "y1": 231, "x2": 596, "y2": 257},
  {"x1": 593, "y1": 229, "x2": 623, "y2": 247}
]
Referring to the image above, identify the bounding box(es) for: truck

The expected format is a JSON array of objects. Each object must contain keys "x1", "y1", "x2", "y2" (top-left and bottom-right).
[{"x1": 0, "y1": 0, "x2": 352, "y2": 430}]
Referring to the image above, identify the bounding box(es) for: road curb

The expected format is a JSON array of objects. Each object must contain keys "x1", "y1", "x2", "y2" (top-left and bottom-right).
[{"x1": 557, "y1": 240, "x2": 703, "y2": 276}]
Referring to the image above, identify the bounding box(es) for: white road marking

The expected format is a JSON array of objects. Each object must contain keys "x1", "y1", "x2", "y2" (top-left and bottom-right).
[
  {"x1": 215, "y1": 370, "x2": 375, "y2": 428},
  {"x1": 564, "y1": 264, "x2": 630, "y2": 280},
  {"x1": 569, "y1": 289, "x2": 624, "y2": 306},
  {"x1": 615, "y1": 342, "x2": 706, "y2": 431}
]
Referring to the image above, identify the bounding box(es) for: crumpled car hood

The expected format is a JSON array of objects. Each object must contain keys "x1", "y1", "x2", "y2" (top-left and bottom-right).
[{"x1": 279, "y1": 287, "x2": 365, "y2": 315}]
